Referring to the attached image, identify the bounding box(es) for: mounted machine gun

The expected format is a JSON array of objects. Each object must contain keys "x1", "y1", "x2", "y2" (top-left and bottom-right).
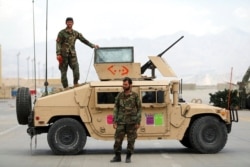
[{"x1": 141, "y1": 36, "x2": 184, "y2": 79}]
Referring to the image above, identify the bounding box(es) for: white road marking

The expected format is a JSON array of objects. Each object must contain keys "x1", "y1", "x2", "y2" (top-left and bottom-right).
[{"x1": 0, "y1": 125, "x2": 20, "y2": 136}]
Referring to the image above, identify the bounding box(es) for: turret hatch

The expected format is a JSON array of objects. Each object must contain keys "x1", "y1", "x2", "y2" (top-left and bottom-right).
[{"x1": 148, "y1": 56, "x2": 177, "y2": 77}]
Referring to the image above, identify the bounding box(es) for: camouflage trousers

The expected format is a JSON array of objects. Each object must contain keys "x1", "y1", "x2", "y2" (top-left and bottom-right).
[
  {"x1": 113, "y1": 124, "x2": 138, "y2": 154},
  {"x1": 59, "y1": 54, "x2": 79, "y2": 88}
]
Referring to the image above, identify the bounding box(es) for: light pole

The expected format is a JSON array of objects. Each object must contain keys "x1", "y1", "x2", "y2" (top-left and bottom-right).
[{"x1": 16, "y1": 52, "x2": 20, "y2": 88}]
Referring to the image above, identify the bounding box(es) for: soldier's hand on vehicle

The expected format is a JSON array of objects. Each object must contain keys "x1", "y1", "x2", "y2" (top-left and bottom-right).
[
  {"x1": 57, "y1": 55, "x2": 63, "y2": 64},
  {"x1": 113, "y1": 123, "x2": 117, "y2": 129},
  {"x1": 93, "y1": 45, "x2": 99, "y2": 49}
]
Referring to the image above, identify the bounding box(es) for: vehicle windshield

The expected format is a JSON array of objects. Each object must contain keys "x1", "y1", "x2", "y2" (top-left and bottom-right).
[{"x1": 94, "y1": 47, "x2": 134, "y2": 63}]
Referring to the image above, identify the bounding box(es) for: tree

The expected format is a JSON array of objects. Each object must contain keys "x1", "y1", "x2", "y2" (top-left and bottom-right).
[{"x1": 209, "y1": 89, "x2": 239, "y2": 109}]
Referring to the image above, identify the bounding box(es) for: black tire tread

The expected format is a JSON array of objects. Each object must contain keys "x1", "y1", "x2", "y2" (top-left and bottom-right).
[
  {"x1": 16, "y1": 87, "x2": 31, "y2": 125},
  {"x1": 189, "y1": 116, "x2": 227, "y2": 153},
  {"x1": 47, "y1": 118, "x2": 87, "y2": 155}
]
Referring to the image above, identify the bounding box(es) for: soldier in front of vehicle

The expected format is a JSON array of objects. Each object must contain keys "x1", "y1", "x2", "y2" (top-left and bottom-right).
[
  {"x1": 110, "y1": 77, "x2": 142, "y2": 163},
  {"x1": 56, "y1": 17, "x2": 99, "y2": 89}
]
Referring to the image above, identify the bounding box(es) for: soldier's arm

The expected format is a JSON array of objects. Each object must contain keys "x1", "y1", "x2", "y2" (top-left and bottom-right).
[
  {"x1": 136, "y1": 94, "x2": 142, "y2": 124},
  {"x1": 113, "y1": 95, "x2": 119, "y2": 124},
  {"x1": 112, "y1": 96, "x2": 120, "y2": 129},
  {"x1": 56, "y1": 32, "x2": 63, "y2": 55},
  {"x1": 135, "y1": 94, "x2": 142, "y2": 125},
  {"x1": 77, "y1": 32, "x2": 96, "y2": 48}
]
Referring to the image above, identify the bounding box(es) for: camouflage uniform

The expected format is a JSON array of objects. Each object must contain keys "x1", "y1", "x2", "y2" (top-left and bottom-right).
[
  {"x1": 56, "y1": 28, "x2": 95, "y2": 88},
  {"x1": 113, "y1": 91, "x2": 142, "y2": 154}
]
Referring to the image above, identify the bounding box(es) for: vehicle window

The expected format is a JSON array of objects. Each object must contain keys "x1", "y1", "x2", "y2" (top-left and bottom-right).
[
  {"x1": 95, "y1": 47, "x2": 133, "y2": 63},
  {"x1": 141, "y1": 91, "x2": 156, "y2": 103},
  {"x1": 141, "y1": 90, "x2": 165, "y2": 103},
  {"x1": 97, "y1": 92, "x2": 119, "y2": 104}
]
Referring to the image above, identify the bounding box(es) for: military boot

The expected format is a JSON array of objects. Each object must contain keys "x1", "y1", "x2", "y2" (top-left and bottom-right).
[
  {"x1": 125, "y1": 153, "x2": 132, "y2": 163},
  {"x1": 110, "y1": 153, "x2": 121, "y2": 162}
]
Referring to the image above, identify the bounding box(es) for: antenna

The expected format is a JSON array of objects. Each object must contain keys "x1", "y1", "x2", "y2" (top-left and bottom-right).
[
  {"x1": 228, "y1": 67, "x2": 233, "y2": 110},
  {"x1": 32, "y1": 0, "x2": 37, "y2": 100},
  {"x1": 44, "y1": 0, "x2": 49, "y2": 95}
]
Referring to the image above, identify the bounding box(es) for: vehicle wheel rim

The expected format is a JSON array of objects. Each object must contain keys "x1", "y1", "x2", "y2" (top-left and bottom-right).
[
  {"x1": 58, "y1": 127, "x2": 76, "y2": 145},
  {"x1": 203, "y1": 127, "x2": 216, "y2": 143}
]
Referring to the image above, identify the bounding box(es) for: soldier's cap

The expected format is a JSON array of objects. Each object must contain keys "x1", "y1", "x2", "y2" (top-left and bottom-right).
[{"x1": 66, "y1": 17, "x2": 74, "y2": 22}]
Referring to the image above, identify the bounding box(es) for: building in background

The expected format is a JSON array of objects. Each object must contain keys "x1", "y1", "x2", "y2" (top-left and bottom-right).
[{"x1": 0, "y1": 45, "x2": 12, "y2": 99}]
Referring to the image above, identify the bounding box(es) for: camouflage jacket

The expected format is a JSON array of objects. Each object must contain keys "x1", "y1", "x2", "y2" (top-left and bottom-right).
[
  {"x1": 56, "y1": 28, "x2": 94, "y2": 56},
  {"x1": 113, "y1": 91, "x2": 142, "y2": 124}
]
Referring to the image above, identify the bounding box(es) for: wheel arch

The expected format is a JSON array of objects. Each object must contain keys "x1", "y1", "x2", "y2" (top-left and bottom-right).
[
  {"x1": 183, "y1": 113, "x2": 229, "y2": 140},
  {"x1": 189, "y1": 113, "x2": 226, "y2": 127},
  {"x1": 48, "y1": 116, "x2": 90, "y2": 137}
]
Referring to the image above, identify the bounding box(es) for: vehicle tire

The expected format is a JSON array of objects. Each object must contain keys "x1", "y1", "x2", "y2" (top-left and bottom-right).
[
  {"x1": 189, "y1": 116, "x2": 227, "y2": 153},
  {"x1": 47, "y1": 118, "x2": 87, "y2": 155},
  {"x1": 179, "y1": 134, "x2": 192, "y2": 149},
  {"x1": 16, "y1": 87, "x2": 32, "y2": 125}
]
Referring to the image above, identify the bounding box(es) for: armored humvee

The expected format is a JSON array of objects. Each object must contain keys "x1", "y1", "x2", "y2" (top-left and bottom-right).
[{"x1": 16, "y1": 37, "x2": 238, "y2": 155}]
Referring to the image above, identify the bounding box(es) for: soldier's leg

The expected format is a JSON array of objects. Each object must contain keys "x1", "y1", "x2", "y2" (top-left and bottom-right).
[
  {"x1": 113, "y1": 124, "x2": 126, "y2": 153},
  {"x1": 68, "y1": 55, "x2": 80, "y2": 86},
  {"x1": 59, "y1": 56, "x2": 69, "y2": 88},
  {"x1": 110, "y1": 124, "x2": 125, "y2": 162},
  {"x1": 125, "y1": 124, "x2": 138, "y2": 163},
  {"x1": 126, "y1": 124, "x2": 137, "y2": 153}
]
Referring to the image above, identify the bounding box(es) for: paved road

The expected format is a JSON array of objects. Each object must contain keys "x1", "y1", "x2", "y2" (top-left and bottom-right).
[{"x1": 1, "y1": 99, "x2": 250, "y2": 167}]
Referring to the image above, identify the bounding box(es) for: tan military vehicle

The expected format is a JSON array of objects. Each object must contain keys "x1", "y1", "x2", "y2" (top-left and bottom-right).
[{"x1": 16, "y1": 37, "x2": 238, "y2": 155}]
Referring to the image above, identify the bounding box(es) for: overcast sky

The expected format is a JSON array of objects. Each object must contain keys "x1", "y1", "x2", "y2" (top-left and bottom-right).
[
  {"x1": 1, "y1": 0, "x2": 250, "y2": 50},
  {"x1": 0, "y1": 0, "x2": 250, "y2": 85}
]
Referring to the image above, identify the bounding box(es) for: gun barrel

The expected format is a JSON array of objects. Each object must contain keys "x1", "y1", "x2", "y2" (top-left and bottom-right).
[
  {"x1": 157, "y1": 36, "x2": 184, "y2": 57},
  {"x1": 141, "y1": 36, "x2": 184, "y2": 74}
]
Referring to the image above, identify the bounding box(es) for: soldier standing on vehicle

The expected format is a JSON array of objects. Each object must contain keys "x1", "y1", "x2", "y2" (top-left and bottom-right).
[
  {"x1": 56, "y1": 17, "x2": 99, "y2": 89},
  {"x1": 110, "y1": 77, "x2": 142, "y2": 163}
]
